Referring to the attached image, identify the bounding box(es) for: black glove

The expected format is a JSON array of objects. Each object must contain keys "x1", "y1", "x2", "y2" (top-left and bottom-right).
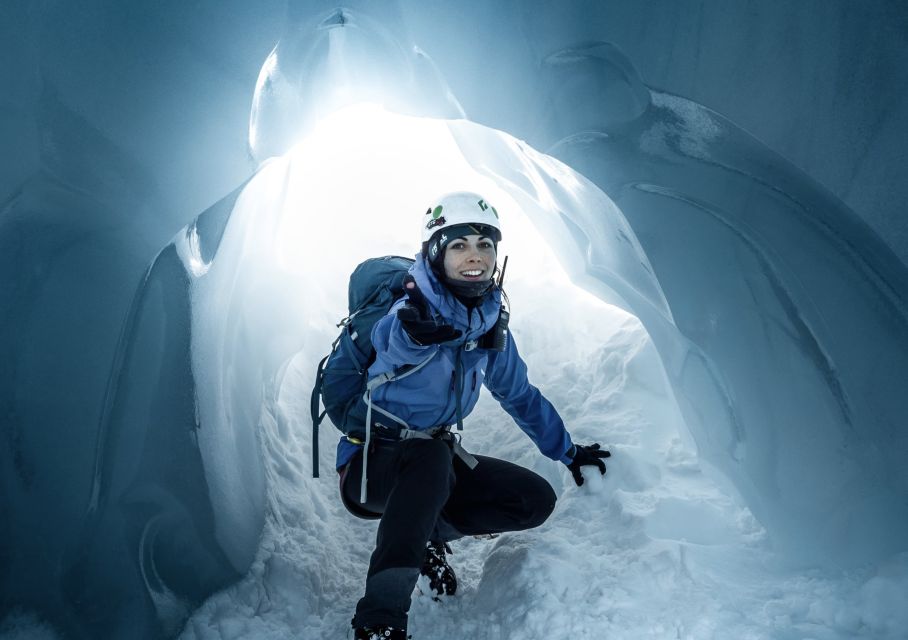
[
  {"x1": 566, "y1": 443, "x2": 611, "y2": 486},
  {"x1": 397, "y1": 276, "x2": 463, "y2": 346}
]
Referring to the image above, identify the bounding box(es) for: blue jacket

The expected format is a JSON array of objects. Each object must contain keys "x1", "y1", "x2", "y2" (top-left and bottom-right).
[{"x1": 335, "y1": 254, "x2": 574, "y2": 469}]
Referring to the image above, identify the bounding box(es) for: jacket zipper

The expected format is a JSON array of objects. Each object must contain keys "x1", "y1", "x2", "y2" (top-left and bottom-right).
[
  {"x1": 436, "y1": 347, "x2": 466, "y2": 429},
  {"x1": 437, "y1": 304, "x2": 483, "y2": 426}
]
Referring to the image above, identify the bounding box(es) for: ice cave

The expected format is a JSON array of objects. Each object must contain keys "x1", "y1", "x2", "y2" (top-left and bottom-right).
[{"x1": 1, "y1": 2, "x2": 907, "y2": 639}]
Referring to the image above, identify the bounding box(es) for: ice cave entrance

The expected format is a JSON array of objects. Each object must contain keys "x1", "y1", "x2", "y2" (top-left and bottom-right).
[{"x1": 232, "y1": 103, "x2": 689, "y2": 473}]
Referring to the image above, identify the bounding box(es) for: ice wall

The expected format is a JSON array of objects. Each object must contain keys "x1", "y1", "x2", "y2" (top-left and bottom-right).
[
  {"x1": 0, "y1": 86, "x2": 179, "y2": 636},
  {"x1": 1, "y1": 162, "x2": 266, "y2": 638},
  {"x1": 5, "y1": 0, "x2": 905, "y2": 257},
  {"x1": 404, "y1": 0, "x2": 908, "y2": 265},
  {"x1": 1, "y1": 4, "x2": 277, "y2": 633},
  {"x1": 248, "y1": 6, "x2": 463, "y2": 163},
  {"x1": 537, "y1": 43, "x2": 908, "y2": 564}
]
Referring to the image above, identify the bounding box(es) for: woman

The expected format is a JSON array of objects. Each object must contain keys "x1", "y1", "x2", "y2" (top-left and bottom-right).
[{"x1": 338, "y1": 191, "x2": 610, "y2": 640}]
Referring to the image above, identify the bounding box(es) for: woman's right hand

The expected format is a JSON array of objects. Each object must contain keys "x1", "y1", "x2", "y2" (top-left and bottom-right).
[{"x1": 397, "y1": 276, "x2": 463, "y2": 345}]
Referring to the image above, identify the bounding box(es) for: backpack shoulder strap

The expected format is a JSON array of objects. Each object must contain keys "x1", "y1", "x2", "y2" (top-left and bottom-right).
[
  {"x1": 357, "y1": 349, "x2": 438, "y2": 502},
  {"x1": 309, "y1": 353, "x2": 332, "y2": 478}
]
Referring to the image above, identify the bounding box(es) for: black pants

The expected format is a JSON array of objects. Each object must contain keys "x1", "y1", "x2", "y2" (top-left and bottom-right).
[{"x1": 341, "y1": 437, "x2": 557, "y2": 629}]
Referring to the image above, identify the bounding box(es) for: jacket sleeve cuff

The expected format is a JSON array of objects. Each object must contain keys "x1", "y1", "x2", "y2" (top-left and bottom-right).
[{"x1": 559, "y1": 444, "x2": 576, "y2": 465}]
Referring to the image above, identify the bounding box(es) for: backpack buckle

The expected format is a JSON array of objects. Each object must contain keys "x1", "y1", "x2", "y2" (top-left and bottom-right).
[{"x1": 464, "y1": 339, "x2": 478, "y2": 351}]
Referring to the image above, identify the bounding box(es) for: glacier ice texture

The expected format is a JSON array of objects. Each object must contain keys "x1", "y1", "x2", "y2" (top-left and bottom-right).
[
  {"x1": 0, "y1": 99, "x2": 265, "y2": 636},
  {"x1": 540, "y1": 42, "x2": 908, "y2": 565},
  {"x1": 248, "y1": 6, "x2": 464, "y2": 164}
]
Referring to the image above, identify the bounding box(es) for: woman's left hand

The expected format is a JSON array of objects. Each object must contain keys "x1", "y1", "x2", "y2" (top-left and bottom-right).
[{"x1": 566, "y1": 443, "x2": 611, "y2": 486}]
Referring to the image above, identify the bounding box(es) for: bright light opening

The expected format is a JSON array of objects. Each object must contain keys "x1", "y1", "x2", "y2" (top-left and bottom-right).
[{"x1": 270, "y1": 103, "x2": 623, "y2": 331}]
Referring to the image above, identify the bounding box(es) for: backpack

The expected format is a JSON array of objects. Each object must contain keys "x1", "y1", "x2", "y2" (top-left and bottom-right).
[{"x1": 310, "y1": 255, "x2": 415, "y2": 477}]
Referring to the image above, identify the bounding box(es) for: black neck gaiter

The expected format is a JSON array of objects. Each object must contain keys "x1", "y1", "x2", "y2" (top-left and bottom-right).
[
  {"x1": 430, "y1": 263, "x2": 494, "y2": 308},
  {"x1": 442, "y1": 276, "x2": 494, "y2": 308},
  {"x1": 427, "y1": 244, "x2": 496, "y2": 308}
]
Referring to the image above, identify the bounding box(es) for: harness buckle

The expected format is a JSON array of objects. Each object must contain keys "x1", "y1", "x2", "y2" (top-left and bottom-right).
[{"x1": 464, "y1": 339, "x2": 478, "y2": 351}]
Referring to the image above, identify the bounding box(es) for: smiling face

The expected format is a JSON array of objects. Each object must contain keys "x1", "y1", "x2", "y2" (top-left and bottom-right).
[{"x1": 442, "y1": 234, "x2": 497, "y2": 282}]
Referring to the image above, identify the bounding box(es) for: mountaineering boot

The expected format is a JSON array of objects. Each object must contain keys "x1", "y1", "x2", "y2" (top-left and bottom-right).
[
  {"x1": 419, "y1": 540, "x2": 457, "y2": 597},
  {"x1": 353, "y1": 625, "x2": 410, "y2": 640}
]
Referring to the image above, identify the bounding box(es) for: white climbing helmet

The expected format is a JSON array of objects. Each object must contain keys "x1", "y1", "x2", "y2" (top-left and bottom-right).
[{"x1": 421, "y1": 191, "x2": 502, "y2": 244}]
